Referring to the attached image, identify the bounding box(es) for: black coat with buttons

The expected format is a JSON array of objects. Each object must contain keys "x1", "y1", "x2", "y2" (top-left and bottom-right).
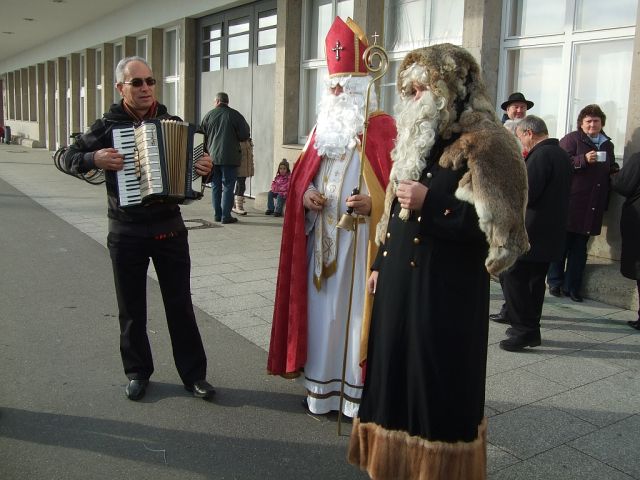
[
  {"x1": 360, "y1": 141, "x2": 490, "y2": 443},
  {"x1": 611, "y1": 152, "x2": 640, "y2": 280},
  {"x1": 559, "y1": 129, "x2": 617, "y2": 236},
  {"x1": 521, "y1": 138, "x2": 572, "y2": 262}
]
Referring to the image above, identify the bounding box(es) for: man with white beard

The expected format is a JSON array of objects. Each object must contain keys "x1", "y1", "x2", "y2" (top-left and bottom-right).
[
  {"x1": 267, "y1": 17, "x2": 396, "y2": 417},
  {"x1": 349, "y1": 44, "x2": 527, "y2": 480}
]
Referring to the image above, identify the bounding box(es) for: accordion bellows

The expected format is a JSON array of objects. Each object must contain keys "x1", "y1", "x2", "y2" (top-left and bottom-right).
[{"x1": 113, "y1": 119, "x2": 205, "y2": 207}]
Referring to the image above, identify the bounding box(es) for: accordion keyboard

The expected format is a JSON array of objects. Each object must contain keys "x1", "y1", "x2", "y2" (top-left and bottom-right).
[{"x1": 113, "y1": 126, "x2": 140, "y2": 207}]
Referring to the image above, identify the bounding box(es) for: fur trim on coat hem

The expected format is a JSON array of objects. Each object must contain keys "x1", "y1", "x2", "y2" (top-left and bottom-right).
[{"x1": 348, "y1": 417, "x2": 487, "y2": 480}]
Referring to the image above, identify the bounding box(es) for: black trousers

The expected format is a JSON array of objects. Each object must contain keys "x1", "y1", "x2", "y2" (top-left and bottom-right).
[
  {"x1": 107, "y1": 230, "x2": 207, "y2": 385},
  {"x1": 502, "y1": 260, "x2": 550, "y2": 336}
]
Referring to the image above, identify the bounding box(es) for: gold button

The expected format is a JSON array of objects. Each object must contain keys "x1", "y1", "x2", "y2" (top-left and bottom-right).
[
  {"x1": 410, "y1": 260, "x2": 416, "y2": 267},
  {"x1": 386, "y1": 232, "x2": 391, "y2": 239},
  {"x1": 413, "y1": 237, "x2": 420, "y2": 245},
  {"x1": 383, "y1": 251, "x2": 388, "y2": 257}
]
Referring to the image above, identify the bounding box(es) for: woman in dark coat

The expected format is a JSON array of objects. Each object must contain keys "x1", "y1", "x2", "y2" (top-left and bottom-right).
[
  {"x1": 611, "y1": 152, "x2": 640, "y2": 329},
  {"x1": 548, "y1": 104, "x2": 619, "y2": 302}
]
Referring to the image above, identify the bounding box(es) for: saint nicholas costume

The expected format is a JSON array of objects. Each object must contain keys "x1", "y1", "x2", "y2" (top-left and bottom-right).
[
  {"x1": 348, "y1": 44, "x2": 528, "y2": 479},
  {"x1": 267, "y1": 17, "x2": 396, "y2": 417}
]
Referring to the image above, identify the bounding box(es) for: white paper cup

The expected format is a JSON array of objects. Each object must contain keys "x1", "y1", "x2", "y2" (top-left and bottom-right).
[{"x1": 596, "y1": 151, "x2": 607, "y2": 162}]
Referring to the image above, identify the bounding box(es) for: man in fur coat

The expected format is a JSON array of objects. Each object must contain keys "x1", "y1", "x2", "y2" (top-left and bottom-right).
[
  {"x1": 267, "y1": 17, "x2": 396, "y2": 417},
  {"x1": 348, "y1": 44, "x2": 528, "y2": 479}
]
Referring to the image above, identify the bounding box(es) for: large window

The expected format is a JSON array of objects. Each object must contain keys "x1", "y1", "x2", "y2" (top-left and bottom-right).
[
  {"x1": 500, "y1": 0, "x2": 637, "y2": 155},
  {"x1": 228, "y1": 16, "x2": 251, "y2": 69},
  {"x1": 299, "y1": 0, "x2": 353, "y2": 142},
  {"x1": 257, "y1": 9, "x2": 277, "y2": 65},
  {"x1": 380, "y1": 0, "x2": 464, "y2": 111},
  {"x1": 136, "y1": 36, "x2": 148, "y2": 60},
  {"x1": 163, "y1": 27, "x2": 180, "y2": 115}
]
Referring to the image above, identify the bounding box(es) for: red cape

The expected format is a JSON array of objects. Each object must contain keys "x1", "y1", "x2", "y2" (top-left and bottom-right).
[{"x1": 267, "y1": 112, "x2": 396, "y2": 375}]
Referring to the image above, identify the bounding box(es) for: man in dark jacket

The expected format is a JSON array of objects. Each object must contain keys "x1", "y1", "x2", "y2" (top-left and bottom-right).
[
  {"x1": 199, "y1": 93, "x2": 250, "y2": 224},
  {"x1": 63, "y1": 56, "x2": 216, "y2": 401},
  {"x1": 499, "y1": 115, "x2": 572, "y2": 351}
]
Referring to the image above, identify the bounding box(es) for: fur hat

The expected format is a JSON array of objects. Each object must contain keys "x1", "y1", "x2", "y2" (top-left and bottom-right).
[{"x1": 397, "y1": 43, "x2": 496, "y2": 139}]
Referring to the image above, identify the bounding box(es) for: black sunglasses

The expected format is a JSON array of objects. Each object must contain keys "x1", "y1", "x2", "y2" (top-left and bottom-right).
[{"x1": 121, "y1": 77, "x2": 156, "y2": 87}]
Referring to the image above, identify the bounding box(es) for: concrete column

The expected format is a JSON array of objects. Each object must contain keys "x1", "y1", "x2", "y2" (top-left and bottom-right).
[
  {"x1": 182, "y1": 18, "x2": 197, "y2": 122},
  {"x1": 7, "y1": 72, "x2": 15, "y2": 120},
  {"x1": 462, "y1": 0, "x2": 502, "y2": 106},
  {"x1": 124, "y1": 36, "x2": 136, "y2": 57},
  {"x1": 272, "y1": 0, "x2": 302, "y2": 169},
  {"x1": 28, "y1": 66, "x2": 37, "y2": 121},
  {"x1": 353, "y1": 0, "x2": 386, "y2": 49},
  {"x1": 69, "y1": 53, "x2": 80, "y2": 135},
  {"x1": 56, "y1": 57, "x2": 68, "y2": 147},
  {"x1": 85, "y1": 49, "x2": 97, "y2": 126},
  {"x1": 149, "y1": 28, "x2": 164, "y2": 101},
  {"x1": 623, "y1": 5, "x2": 640, "y2": 159},
  {"x1": 37, "y1": 63, "x2": 46, "y2": 146},
  {"x1": 21, "y1": 68, "x2": 29, "y2": 120},
  {"x1": 102, "y1": 44, "x2": 115, "y2": 111},
  {"x1": 46, "y1": 61, "x2": 56, "y2": 150}
]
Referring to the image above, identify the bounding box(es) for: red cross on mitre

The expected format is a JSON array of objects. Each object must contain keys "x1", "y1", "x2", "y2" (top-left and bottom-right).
[{"x1": 325, "y1": 17, "x2": 368, "y2": 77}]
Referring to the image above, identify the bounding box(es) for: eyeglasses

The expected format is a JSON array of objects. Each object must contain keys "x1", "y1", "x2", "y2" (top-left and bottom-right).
[{"x1": 121, "y1": 77, "x2": 156, "y2": 87}]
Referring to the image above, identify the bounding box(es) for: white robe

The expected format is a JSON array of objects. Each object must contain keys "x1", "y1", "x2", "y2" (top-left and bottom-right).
[{"x1": 300, "y1": 148, "x2": 369, "y2": 417}]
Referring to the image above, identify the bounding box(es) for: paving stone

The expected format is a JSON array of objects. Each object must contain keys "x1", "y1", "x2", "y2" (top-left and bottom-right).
[
  {"x1": 488, "y1": 403, "x2": 596, "y2": 459},
  {"x1": 523, "y1": 352, "x2": 626, "y2": 388},
  {"x1": 485, "y1": 369, "x2": 568, "y2": 413},
  {"x1": 487, "y1": 443, "x2": 521, "y2": 473},
  {"x1": 489, "y1": 445, "x2": 635, "y2": 480},
  {"x1": 570, "y1": 414, "x2": 640, "y2": 479},
  {"x1": 540, "y1": 372, "x2": 640, "y2": 427}
]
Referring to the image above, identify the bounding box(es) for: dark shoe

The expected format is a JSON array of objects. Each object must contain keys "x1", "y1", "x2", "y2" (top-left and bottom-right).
[
  {"x1": 185, "y1": 380, "x2": 216, "y2": 399},
  {"x1": 499, "y1": 333, "x2": 541, "y2": 352},
  {"x1": 568, "y1": 291, "x2": 583, "y2": 303},
  {"x1": 505, "y1": 327, "x2": 517, "y2": 337},
  {"x1": 214, "y1": 216, "x2": 221, "y2": 222},
  {"x1": 221, "y1": 217, "x2": 238, "y2": 224},
  {"x1": 489, "y1": 313, "x2": 509, "y2": 324},
  {"x1": 549, "y1": 286, "x2": 563, "y2": 297},
  {"x1": 265, "y1": 210, "x2": 273, "y2": 215},
  {"x1": 627, "y1": 320, "x2": 640, "y2": 330},
  {"x1": 125, "y1": 379, "x2": 148, "y2": 401},
  {"x1": 273, "y1": 212, "x2": 282, "y2": 217}
]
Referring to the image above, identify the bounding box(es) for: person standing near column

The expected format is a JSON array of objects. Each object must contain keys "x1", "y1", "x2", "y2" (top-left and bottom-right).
[{"x1": 200, "y1": 92, "x2": 251, "y2": 224}]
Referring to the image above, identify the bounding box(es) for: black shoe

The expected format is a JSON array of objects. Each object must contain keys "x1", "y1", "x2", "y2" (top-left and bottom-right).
[
  {"x1": 489, "y1": 313, "x2": 509, "y2": 324},
  {"x1": 214, "y1": 216, "x2": 221, "y2": 222},
  {"x1": 505, "y1": 327, "x2": 517, "y2": 337},
  {"x1": 627, "y1": 320, "x2": 640, "y2": 330},
  {"x1": 549, "y1": 286, "x2": 563, "y2": 297},
  {"x1": 221, "y1": 217, "x2": 238, "y2": 224},
  {"x1": 125, "y1": 379, "x2": 148, "y2": 401},
  {"x1": 273, "y1": 212, "x2": 282, "y2": 217},
  {"x1": 568, "y1": 291, "x2": 583, "y2": 302},
  {"x1": 499, "y1": 333, "x2": 541, "y2": 352},
  {"x1": 185, "y1": 380, "x2": 216, "y2": 399},
  {"x1": 265, "y1": 210, "x2": 273, "y2": 215}
]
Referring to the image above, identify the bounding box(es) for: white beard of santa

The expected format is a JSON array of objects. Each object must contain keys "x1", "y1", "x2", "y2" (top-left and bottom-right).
[
  {"x1": 314, "y1": 75, "x2": 376, "y2": 161},
  {"x1": 390, "y1": 65, "x2": 446, "y2": 188}
]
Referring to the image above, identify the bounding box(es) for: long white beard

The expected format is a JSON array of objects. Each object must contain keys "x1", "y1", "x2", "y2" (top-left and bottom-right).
[
  {"x1": 390, "y1": 90, "x2": 445, "y2": 185},
  {"x1": 315, "y1": 77, "x2": 372, "y2": 160}
]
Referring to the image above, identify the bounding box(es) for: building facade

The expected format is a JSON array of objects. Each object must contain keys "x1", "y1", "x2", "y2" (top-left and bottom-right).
[{"x1": 1, "y1": 0, "x2": 639, "y2": 304}]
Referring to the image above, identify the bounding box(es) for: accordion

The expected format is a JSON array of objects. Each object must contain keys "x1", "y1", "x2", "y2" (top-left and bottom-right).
[{"x1": 113, "y1": 119, "x2": 205, "y2": 207}]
